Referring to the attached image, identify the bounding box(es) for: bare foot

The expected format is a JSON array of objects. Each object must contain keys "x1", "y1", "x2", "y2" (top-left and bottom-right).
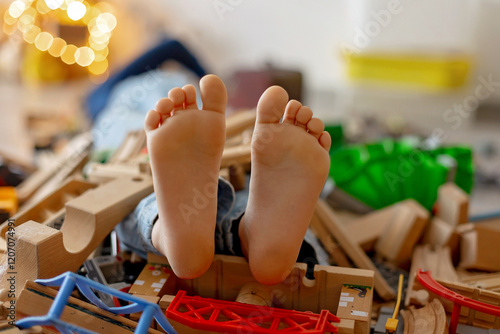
[
  {"x1": 239, "y1": 86, "x2": 331, "y2": 285},
  {"x1": 145, "y1": 75, "x2": 227, "y2": 279}
]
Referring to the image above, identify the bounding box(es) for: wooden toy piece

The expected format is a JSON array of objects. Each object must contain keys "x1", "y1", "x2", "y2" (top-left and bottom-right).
[
  {"x1": 423, "y1": 217, "x2": 460, "y2": 249},
  {"x1": 16, "y1": 132, "x2": 92, "y2": 205},
  {"x1": 436, "y1": 182, "x2": 469, "y2": 227},
  {"x1": 314, "y1": 199, "x2": 396, "y2": 301},
  {"x1": 374, "y1": 199, "x2": 429, "y2": 268},
  {"x1": 458, "y1": 221, "x2": 500, "y2": 272},
  {"x1": 86, "y1": 162, "x2": 150, "y2": 184},
  {"x1": 459, "y1": 271, "x2": 500, "y2": 293},
  {"x1": 4, "y1": 176, "x2": 153, "y2": 293},
  {"x1": 0, "y1": 178, "x2": 97, "y2": 238},
  {"x1": 16, "y1": 280, "x2": 163, "y2": 334},
  {"x1": 336, "y1": 285, "x2": 373, "y2": 334},
  {"x1": 405, "y1": 245, "x2": 458, "y2": 307},
  {"x1": 401, "y1": 299, "x2": 448, "y2": 334},
  {"x1": 235, "y1": 282, "x2": 273, "y2": 306},
  {"x1": 309, "y1": 211, "x2": 352, "y2": 267},
  {"x1": 345, "y1": 199, "x2": 421, "y2": 252},
  {"x1": 109, "y1": 129, "x2": 146, "y2": 164},
  {"x1": 129, "y1": 253, "x2": 177, "y2": 298},
  {"x1": 225, "y1": 109, "x2": 256, "y2": 138},
  {"x1": 336, "y1": 319, "x2": 356, "y2": 334},
  {"x1": 220, "y1": 144, "x2": 251, "y2": 168},
  {"x1": 157, "y1": 254, "x2": 374, "y2": 334},
  {"x1": 229, "y1": 163, "x2": 246, "y2": 191}
]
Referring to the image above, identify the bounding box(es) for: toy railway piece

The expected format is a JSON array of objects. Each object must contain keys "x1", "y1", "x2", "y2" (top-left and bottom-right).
[
  {"x1": 15, "y1": 273, "x2": 174, "y2": 334},
  {"x1": 400, "y1": 299, "x2": 448, "y2": 334},
  {"x1": 15, "y1": 132, "x2": 92, "y2": 205},
  {"x1": 405, "y1": 245, "x2": 459, "y2": 307},
  {"x1": 166, "y1": 290, "x2": 340, "y2": 334},
  {"x1": 225, "y1": 109, "x2": 256, "y2": 138},
  {"x1": 1, "y1": 176, "x2": 153, "y2": 294},
  {"x1": 152, "y1": 254, "x2": 374, "y2": 334},
  {"x1": 436, "y1": 182, "x2": 469, "y2": 227},
  {"x1": 416, "y1": 269, "x2": 500, "y2": 334},
  {"x1": 108, "y1": 130, "x2": 147, "y2": 164},
  {"x1": 86, "y1": 162, "x2": 150, "y2": 184},
  {"x1": 220, "y1": 144, "x2": 251, "y2": 168},
  {"x1": 374, "y1": 199, "x2": 429, "y2": 268},
  {"x1": 314, "y1": 199, "x2": 395, "y2": 301},
  {"x1": 0, "y1": 178, "x2": 97, "y2": 242},
  {"x1": 458, "y1": 221, "x2": 500, "y2": 272}
]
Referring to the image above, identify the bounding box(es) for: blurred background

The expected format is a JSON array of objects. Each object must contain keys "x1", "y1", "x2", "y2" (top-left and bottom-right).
[{"x1": 0, "y1": 0, "x2": 499, "y2": 218}]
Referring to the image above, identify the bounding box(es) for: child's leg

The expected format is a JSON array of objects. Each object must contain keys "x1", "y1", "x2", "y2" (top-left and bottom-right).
[
  {"x1": 145, "y1": 75, "x2": 227, "y2": 279},
  {"x1": 238, "y1": 86, "x2": 331, "y2": 285}
]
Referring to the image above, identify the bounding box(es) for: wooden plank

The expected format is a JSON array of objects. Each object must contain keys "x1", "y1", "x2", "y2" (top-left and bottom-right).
[
  {"x1": 315, "y1": 199, "x2": 395, "y2": 301},
  {"x1": 16, "y1": 281, "x2": 162, "y2": 333},
  {"x1": 2, "y1": 176, "x2": 153, "y2": 293},
  {"x1": 220, "y1": 144, "x2": 251, "y2": 168},
  {"x1": 225, "y1": 109, "x2": 256, "y2": 138},
  {"x1": 436, "y1": 182, "x2": 469, "y2": 227},
  {"x1": 374, "y1": 199, "x2": 429, "y2": 267}
]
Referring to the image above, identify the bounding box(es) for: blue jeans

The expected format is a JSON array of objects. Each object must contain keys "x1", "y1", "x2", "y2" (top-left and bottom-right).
[{"x1": 115, "y1": 177, "x2": 248, "y2": 259}]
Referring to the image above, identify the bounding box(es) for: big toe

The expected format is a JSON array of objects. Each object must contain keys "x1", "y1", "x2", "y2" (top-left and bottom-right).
[
  {"x1": 256, "y1": 86, "x2": 289, "y2": 124},
  {"x1": 200, "y1": 74, "x2": 227, "y2": 114}
]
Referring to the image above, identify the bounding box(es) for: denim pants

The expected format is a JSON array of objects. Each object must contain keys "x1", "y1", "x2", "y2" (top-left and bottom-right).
[
  {"x1": 115, "y1": 177, "x2": 248, "y2": 259},
  {"x1": 115, "y1": 177, "x2": 320, "y2": 265}
]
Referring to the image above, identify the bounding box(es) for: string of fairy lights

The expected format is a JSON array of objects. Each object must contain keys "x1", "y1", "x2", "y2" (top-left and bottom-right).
[{"x1": 3, "y1": 0, "x2": 116, "y2": 76}]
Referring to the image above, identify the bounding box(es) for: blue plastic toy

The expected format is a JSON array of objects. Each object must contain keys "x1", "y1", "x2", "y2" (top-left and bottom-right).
[{"x1": 16, "y1": 271, "x2": 177, "y2": 334}]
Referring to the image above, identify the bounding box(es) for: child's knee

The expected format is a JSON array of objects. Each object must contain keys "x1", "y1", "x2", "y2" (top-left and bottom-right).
[{"x1": 248, "y1": 250, "x2": 295, "y2": 285}]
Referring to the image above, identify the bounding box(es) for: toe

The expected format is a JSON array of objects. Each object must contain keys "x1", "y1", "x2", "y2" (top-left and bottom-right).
[
  {"x1": 200, "y1": 74, "x2": 227, "y2": 114},
  {"x1": 168, "y1": 87, "x2": 186, "y2": 112},
  {"x1": 256, "y1": 86, "x2": 289, "y2": 124},
  {"x1": 183, "y1": 84, "x2": 198, "y2": 109},
  {"x1": 144, "y1": 109, "x2": 161, "y2": 131},
  {"x1": 306, "y1": 117, "x2": 324, "y2": 138},
  {"x1": 295, "y1": 106, "x2": 313, "y2": 129},
  {"x1": 319, "y1": 131, "x2": 332, "y2": 152},
  {"x1": 155, "y1": 98, "x2": 174, "y2": 123},
  {"x1": 283, "y1": 100, "x2": 302, "y2": 125}
]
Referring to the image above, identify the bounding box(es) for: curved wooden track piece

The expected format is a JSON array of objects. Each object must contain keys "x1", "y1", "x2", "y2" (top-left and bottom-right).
[{"x1": 6, "y1": 176, "x2": 153, "y2": 292}]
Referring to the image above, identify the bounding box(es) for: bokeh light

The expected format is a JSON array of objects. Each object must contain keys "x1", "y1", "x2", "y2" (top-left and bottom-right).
[
  {"x1": 96, "y1": 12, "x2": 116, "y2": 33},
  {"x1": 34, "y1": 31, "x2": 54, "y2": 51},
  {"x1": 44, "y1": 0, "x2": 63, "y2": 10},
  {"x1": 75, "y1": 46, "x2": 95, "y2": 66},
  {"x1": 67, "y1": 1, "x2": 86, "y2": 21},
  {"x1": 48, "y1": 37, "x2": 67, "y2": 57},
  {"x1": 61, "y1": 44, "x2": 77, "y2": 64},
  {"x1": 8, "y1": 1, "x2": 26, "y2": 19},
  {"x1": 22, "y1": 25, "x2": 41, "y2": 44}
]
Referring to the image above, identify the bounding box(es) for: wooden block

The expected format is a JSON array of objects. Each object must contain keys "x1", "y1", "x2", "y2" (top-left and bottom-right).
[
  {"x1": 423, "y1": 217, "x2": 456, "y2": 247},
  {"x1": 337, "y1": 319, "x2": 356, "y2": 334},
  {"x1": 228, "y1": 163, "x2": 246, "y2": 191},
  {"x1": 336, "y1": 285, "x2": 372, "y2": 334},
  {"x1": 109, "y1": 130, "x2": 146, "y2": 164},
  {"x1": 315, "y1": 199, "x2": 395, "y2": 301},
  {"x1": 459, "y1": 222, "x2": 500, "y2": 272},
  {"x1": 225, "y1": 109, "x2": 256, "y2": 138},
  {"x1": 374, "y1": 199, "x2": 429, "y2": 267},
  {"x1": 16, "y1": 281, "x2": 162, "y2": 333},
  {"x1": 346, "y1": 200, "x2": 418, "y2": 252},
  {"x1": 129, "y1": 263, "x2": 176, "y2": 297},
  {"x1": 16, "y1": 132, "x2": 92, "y2": 205},
  {"x1": 405, "y1": 245, "x2": 459, "y2": 307},
  {"x1": 0, "y1": 178, "x2": 97, "y2": 239},
  {"x1": 86, "y1": 162, "x2": 150, "y2": 184},
  {"x1": 436, "y1": 182, "x2": 469, "y2": 227},
  {"x1": 310, "y1": 211, "x2": 352, "y2": 267},
  {"x1": 2, "y1": 176, "x2": 153, "y2": 293},
  {"x1": 221, "y1": 144, "x2": 251, "y2": 168},
  {"x1": 162, "y1": 254, "x2": 373, "y2": 332}
]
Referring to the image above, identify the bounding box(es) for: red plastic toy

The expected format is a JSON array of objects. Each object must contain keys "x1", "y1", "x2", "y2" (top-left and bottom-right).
[
  {"x1": 166, "y1": 290, "x2": 340, "y2": 333},
  {"x1": 417, "y1": 269, "x2": 500, "y2": 334}
]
